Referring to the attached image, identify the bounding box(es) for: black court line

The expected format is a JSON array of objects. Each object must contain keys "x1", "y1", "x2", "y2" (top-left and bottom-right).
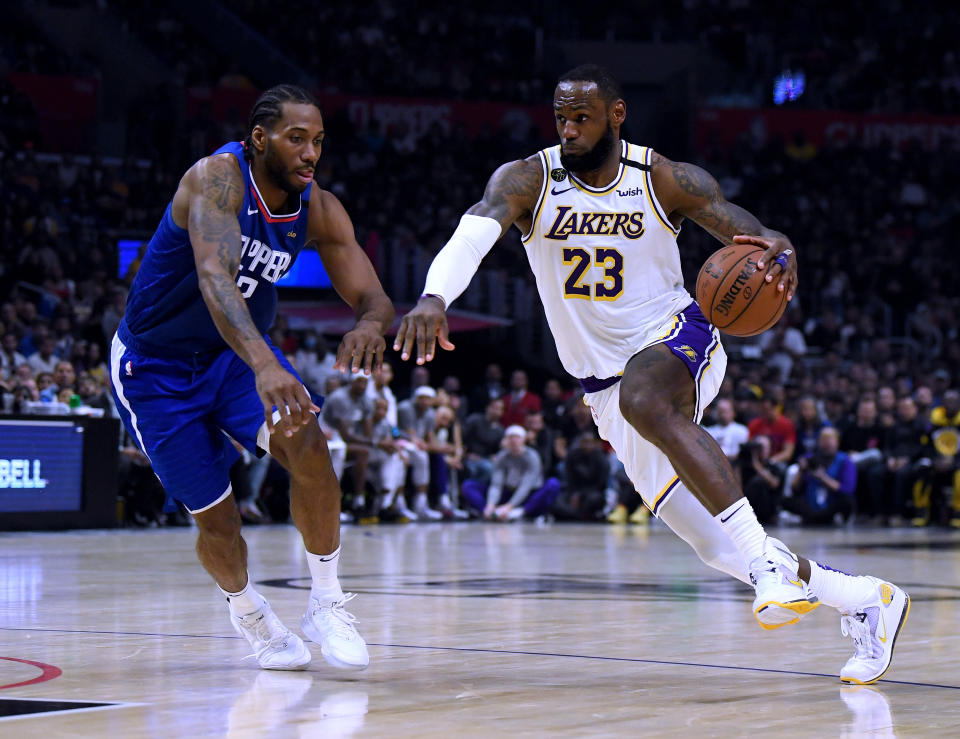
[{"x1": 2, "y1": 626, "x2": 957, "y2": 692}]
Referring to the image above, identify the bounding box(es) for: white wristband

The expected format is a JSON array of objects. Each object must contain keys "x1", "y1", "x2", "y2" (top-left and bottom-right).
[{"x1": 423, "y1": 214, "x2": 502, "y2": 308}]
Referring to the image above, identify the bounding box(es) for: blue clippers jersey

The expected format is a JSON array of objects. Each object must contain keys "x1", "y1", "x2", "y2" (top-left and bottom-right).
[{"x1": 119, "y1": 142, "x2": 312, "y2": 355}]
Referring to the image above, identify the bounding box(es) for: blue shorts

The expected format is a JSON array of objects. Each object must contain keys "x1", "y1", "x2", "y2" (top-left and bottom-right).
[{"x1": 109, "y1": 332, "x2": 317, "y2": 514}]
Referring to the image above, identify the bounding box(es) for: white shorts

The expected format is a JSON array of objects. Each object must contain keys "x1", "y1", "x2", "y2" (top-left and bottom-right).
[{"x1": 583, "y1": 306, "x2": 727, "y2": 516}]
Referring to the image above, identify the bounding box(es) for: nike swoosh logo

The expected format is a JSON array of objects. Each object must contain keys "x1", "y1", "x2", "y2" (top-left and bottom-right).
[
  {"x1": 247, "y1": 206, "x2": 258, "y2": 215},
  {"x1": 787, "y1": 577, "x2": 803, "y2": 588},
  {"x1": 551, "y1": 186, "x2": 576, "y2": 195},
  {"x1": 877, "y1": 611, "x2": 888, "y2": 643},
  {"x1": 719, "y1": 503, "x2": 745, "y2": 523}
]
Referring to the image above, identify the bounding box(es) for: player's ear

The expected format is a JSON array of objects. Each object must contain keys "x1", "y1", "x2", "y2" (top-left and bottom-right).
[
  {"x1": 610, "y1": 99, "x2": 626, "y2": 127},
  {"x1": 250, "y1": 125, "x2": 268, "y2": 155}
]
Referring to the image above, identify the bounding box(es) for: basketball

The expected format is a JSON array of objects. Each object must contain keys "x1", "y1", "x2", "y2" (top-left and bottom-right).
[{"x1": 695, "y1": 243, "x2": 789, "y2": 336}]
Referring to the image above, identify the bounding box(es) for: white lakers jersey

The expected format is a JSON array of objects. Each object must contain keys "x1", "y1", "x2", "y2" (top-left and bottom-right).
[{"x1": 522, "y1": 140, "x2": 692, "y2": 379}]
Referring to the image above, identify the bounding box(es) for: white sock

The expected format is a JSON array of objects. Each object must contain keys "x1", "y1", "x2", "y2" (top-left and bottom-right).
[
  {"x1": 306, "y1": 546, "x2": 344, "y2": 603},
  {"x1": 715, "y1": 498, "x2": 767, "y2": 564},
  {"x1": 219, "y1": 575, "x2": 266, "y2": 617},
  {"x1": 806, "y1": 560, "x2": 878, "y2": 612}
]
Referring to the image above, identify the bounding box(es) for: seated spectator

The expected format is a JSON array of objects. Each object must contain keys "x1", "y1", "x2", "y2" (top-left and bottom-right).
[
  {"x1": 872, "y1": 395, "x2": 928, "y2": 526},
  {"x1": 740, "y1": 435, "x2": 783, "y2": 525},
  {"x1": 27, "y1": 335, "x2": 59, "y2": 375},
  {"x1": 748, "y1": 394, "x2": 796, "y2": 465},
  {"x1": 52, "y1": 359, "x2": 76, "y2": 395},
  {"x1": 551, "y1": 430, "x2": 609, "y2": 522},
  {"x1": 523, "y1": 409, "x2": 555, "y2": 476},
  {"x1": 541, "y1": 377, "x2": 569, "y2": 429},
  {"x1": 426, "y1": 404, "x2": 468, "y2": 519},
  {"x1": 462, "y1": 396, "x2": 504, "y2": 485},
  {"x1": 34, "y1": 370, "x2": 56, "y2": 401},
  {"x1": 76, "y1": 372, "x2": 111, "y2": 413},
  {"x1": 368, "y1": 397, "x2": 417, "y2": 521},
  {"x1": 840, "y1": 397, "x2": 886, "y2": 518},
  {"x1": 461, "y1": 425, "x2": 560, "y2": 521},
  {"x1": 501, "y1": 369, "x2": 541, "y2": 427},
  {"x1": 397, "y1": 385, "x2": 442, "y2": 520},
  {"x1": 706, "y1": 397, "x2": 749, "y2": 468},
  {"x1": 1, "y1": 333, "x2": 26, "y2": 378},
  {"x1": 321, "y1": 374, "x2": 375, "y2": 514},
  {"x1": 757, "y1": 313, "x2": 807, "y2": 383},
  {"x1": 365, "y1": 360, "x2": 398, "y2": 426},
  {"x1": 783, "y1": 427, "x2": 856, "y2": 526},
  {"x1": 470, "y1": 363, "x2": 504, "y2": 414}
]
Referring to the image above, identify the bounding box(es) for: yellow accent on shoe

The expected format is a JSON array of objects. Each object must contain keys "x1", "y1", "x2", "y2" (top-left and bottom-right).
[
  {"x1": 880, "y1": 583, "x2": 894, "y2": 606},
  {"x1": 754, "y1": 599, "x2": 822, "y2": 630},
  {"x1": 840, "y1": 595, "x2": 912, "y2": 685}
]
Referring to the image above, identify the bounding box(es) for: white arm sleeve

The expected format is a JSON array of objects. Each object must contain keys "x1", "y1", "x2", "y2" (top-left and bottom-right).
[{"x1": 422, "y1": 214, "x2": 502, "y2": 308}]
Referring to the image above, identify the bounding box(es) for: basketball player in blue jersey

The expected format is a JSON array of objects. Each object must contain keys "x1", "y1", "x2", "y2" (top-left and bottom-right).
[
  {"x1": 110, "y1": 85, "x2": 394, "y2": 671},
  {"x1": 396, "y1": 66, "x2": 909, "y2": 684}
]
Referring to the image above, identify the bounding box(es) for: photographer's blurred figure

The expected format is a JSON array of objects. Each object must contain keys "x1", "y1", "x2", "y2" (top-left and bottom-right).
[
  {"x1": 783, "y1": 427, "x2": 857, "y2": 526},
  {"x1": 740, "y1": 435, "x2": 782, "y2": 525}
]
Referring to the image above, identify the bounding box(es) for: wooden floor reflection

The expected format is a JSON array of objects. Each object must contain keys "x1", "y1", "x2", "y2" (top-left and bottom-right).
[{"x1": 2, "y1": 521, "x2": 959, "y2": 737}]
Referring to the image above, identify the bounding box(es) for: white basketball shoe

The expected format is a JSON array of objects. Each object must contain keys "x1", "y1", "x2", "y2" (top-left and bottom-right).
[
  {"x1": 840, "y1": 577, "x2": 911, "y2": 684},
  {"x1": 231, "y1": 601, "x2": 312, "y2": 670},
  {"x1": 749, "y1": 536, "x2": 821, "y2": 629},
  {"x1": 301, "y1": 593, "x2": 370, "y2": 670}
]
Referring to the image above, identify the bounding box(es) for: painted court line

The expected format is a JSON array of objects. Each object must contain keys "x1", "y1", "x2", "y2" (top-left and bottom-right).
[{"x1": 2, "y1": 626, "x2": 957, "y2": 692}]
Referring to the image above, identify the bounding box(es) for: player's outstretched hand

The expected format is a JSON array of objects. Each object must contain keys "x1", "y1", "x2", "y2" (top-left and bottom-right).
[
  {"x1": 393, "y1": 296, "x2": 454, "y2": 365},
  {"x1": 335, "y1": 320, "x2": 387, "y2": 376},
  {"x1": 255, "y1": 360, "x2": 320, "y2": 437},
  {"x1": 733, "y1": 233, "x2": 798, "y2": 301}
]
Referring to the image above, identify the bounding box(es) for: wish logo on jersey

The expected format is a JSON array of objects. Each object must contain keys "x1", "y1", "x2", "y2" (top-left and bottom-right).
[
  {"x1": 543, "y1": 206, "x2": 645, "y2": 241},
  {"x1": 235, "y1": 234, "x2": 292, "y2": 297}
]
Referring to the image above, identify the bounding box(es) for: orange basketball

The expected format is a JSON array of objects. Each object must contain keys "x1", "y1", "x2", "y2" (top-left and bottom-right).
[{"x1": 695, "y1": 243, "x2": 789, "y2": 337}]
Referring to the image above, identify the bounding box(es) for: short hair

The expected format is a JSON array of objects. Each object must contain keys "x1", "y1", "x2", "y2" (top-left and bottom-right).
[
  {"x1": 556, "y1": 64, "x2": 624, "y2": 104},
  {"x1": 244, "y1": 84, "x2": 322, "y2": 161}
]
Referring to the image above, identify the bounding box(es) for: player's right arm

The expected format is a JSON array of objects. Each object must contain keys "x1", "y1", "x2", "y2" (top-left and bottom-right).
[
  {"x1": 182, "y1": 154, "x2": 315, "y2": 436},
  {"x1": 394, "y1": 157, "x2": 543, "y2": 365}
]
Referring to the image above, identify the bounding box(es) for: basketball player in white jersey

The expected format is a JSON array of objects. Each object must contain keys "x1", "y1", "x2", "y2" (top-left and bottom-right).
[{"x1": 395, "y1": 65, "x2": 908, "y2": 684}]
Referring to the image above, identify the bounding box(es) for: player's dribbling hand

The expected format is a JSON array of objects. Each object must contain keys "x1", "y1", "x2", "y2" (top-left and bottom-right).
[
  {"x1": 732, "y1": 234, "x2": 798, "y2": 301},
  {"x1": 393, "y1": 296, "x2": 455, "y2": 365},
  {"x1": 255, "y1": 361, "x2": 320, "y2": 437},
  {"x1": 335, "y1": 320, "x2": 387, "y2": 375}
]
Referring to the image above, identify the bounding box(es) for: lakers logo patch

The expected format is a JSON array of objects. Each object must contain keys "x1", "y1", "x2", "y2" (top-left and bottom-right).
[
  {"x1": 880, "y1": 583, "x2": 894, "y2": 605},
  {"x1": 678, "y1": 345, "x2": 697, "y2": 362},
  {"x1": 550, "y1": 168, "x2": 568, "y2": 182}
]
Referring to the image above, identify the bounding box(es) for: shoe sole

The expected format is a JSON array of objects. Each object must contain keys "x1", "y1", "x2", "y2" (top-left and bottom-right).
[
  {"x1": 840, "y1": 591, "x2": 911, "y2": 685},
  {"x1": 301, "y1": 616, "x2": 369, "y2": 671},
  {"x1": 754, "y1": 599, "x2": 822, "y2": 630}
]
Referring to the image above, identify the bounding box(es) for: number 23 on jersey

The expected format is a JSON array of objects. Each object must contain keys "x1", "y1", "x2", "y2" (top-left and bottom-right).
[{"x1": 562, "y1": 247, "x2": 624, "y2": 301}]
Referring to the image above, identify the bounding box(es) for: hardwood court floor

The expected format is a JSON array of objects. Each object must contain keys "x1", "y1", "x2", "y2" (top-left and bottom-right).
[{"x1": 1, "y1": 520, "x2": 959, "y2": 737}]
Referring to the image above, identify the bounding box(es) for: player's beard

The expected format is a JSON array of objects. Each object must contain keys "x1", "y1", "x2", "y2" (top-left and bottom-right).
[
  {"x1": 263, "y1": 141, "x2": 308, "y2": 195},
  {"x1": 560, "y1": 120, "x2": 617, "y2": 174}
]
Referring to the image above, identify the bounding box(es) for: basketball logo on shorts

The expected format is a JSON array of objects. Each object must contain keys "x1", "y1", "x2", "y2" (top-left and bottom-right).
[
  {"x1": 550, "y1": 168, "x2": 568, "y2": 182},
  {"x1": 125, "y1": 360, "x2": 133, "y2": 377},
  {"x1": 678, "y1": 345, "x2": 697, "y2": 362}
]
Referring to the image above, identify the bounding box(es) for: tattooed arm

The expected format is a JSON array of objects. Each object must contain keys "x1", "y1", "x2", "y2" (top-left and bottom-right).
[
  {"x1": 650, "y1": 152, "x2": 798, "y2": 299},
  {"x1": 182, "y1": 154, "x2": 316, "y2": 434},
  {"x1": 465, "y1": 155, "x2": 544, "y2": 233},
  {"x1": 394, "y1": 156, "x2": 543, "y2": 364}
]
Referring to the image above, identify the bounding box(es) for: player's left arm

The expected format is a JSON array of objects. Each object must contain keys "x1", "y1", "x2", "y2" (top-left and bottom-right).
[
  {"x1": 307, "y1": 188, "x2": 395, "y2": 374},
  {"x1": 650, "y1": 152, "x2": 797, "y2": 300}
]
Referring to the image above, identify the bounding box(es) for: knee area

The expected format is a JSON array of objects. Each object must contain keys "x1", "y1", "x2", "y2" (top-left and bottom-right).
[{"x1": 196, "y1": 507, "x2": 242, "y2": 543}]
